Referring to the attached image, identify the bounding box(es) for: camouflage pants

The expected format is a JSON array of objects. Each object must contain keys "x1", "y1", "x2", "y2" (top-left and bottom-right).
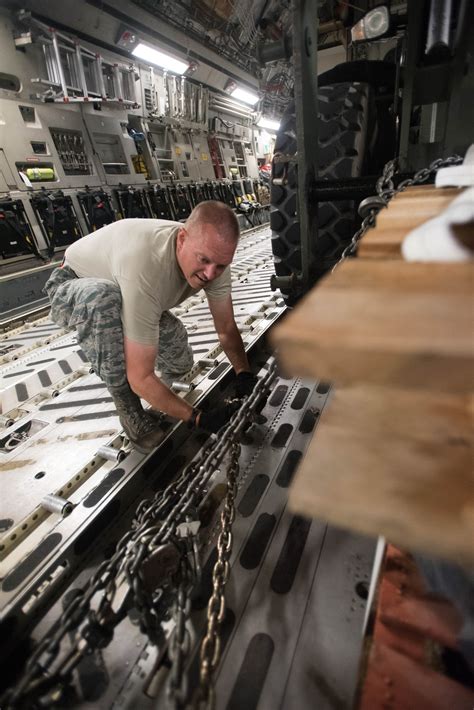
[{"x1": 44, "y1": 266, "x2": 193, "y2": 388}]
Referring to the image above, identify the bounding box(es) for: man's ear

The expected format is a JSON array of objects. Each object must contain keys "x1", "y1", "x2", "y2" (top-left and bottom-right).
[{"x1": 177, "y1": 227, "x2": 186, "y2": 250}]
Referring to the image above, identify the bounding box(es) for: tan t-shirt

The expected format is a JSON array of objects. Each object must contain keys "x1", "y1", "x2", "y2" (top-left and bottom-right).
[{"x1": 64, "y1": 219, "x2": 231, "y2": 345}]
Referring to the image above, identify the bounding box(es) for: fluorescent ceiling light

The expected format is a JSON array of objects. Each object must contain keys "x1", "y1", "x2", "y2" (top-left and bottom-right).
[
  {"x1": 132, "y1": 42, "x2": 189, "y2": 74},
  {"x1": 257, "y1": 117, "x2": 280, "y2": 131},
  {"x1": 231, "y1": 87, "x2": 259, "y2": 106}
]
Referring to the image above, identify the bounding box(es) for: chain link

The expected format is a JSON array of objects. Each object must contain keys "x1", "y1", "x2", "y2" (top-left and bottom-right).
[
  {"x1": 194, "y1": 441, "x2": 240, "y2": 710},
  {"x1": 166, "y1": 566, "x2": 193, "y2": 709},
  {"x1": 332, "y1": 154, "x2": 463, "y2": 272},
  {"x1": 2, "y1": 361, "x2": 277, "y2": 710}
]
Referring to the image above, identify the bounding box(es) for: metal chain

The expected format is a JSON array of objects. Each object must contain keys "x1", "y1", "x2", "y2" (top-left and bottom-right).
[
  {"x1": 166, "y1": 564, "x2": 193, "y2": 709},
  {"x1": 166, "y1": 516, "x2": 203, "y2": 710},
  {"x1": 166, "y1": 372, "x2": 274, "y2": 709},
  {"x1": 194, "y1": 441, "x2": 240, "y2": 710},
  {"x1": 2, "y1": 360, "x2": 277, "y2": 710},
  {"x1": 332, "y1": 154, "x2": 463, "y2": 272}
]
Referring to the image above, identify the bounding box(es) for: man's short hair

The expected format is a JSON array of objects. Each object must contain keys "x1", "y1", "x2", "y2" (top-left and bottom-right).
[{"x1": 186, "y1": 200, "x2": 239, "y2": 243}]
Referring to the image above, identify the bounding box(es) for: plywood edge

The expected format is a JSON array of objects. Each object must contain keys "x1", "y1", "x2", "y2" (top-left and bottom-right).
[{"x1": 288, "y1": 386, "x2": 474, "y2": 567}]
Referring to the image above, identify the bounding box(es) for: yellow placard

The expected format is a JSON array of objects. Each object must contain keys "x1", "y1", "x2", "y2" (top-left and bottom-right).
[
  {"x1": 175, "y1": 147, "x2": 182, "y2": 155},
  {"x1": 201, "y1": 153, "x2": 208, "y2": 161}
]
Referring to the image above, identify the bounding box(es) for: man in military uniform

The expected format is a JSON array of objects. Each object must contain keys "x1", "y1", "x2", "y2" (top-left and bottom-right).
[{"x1": 45, "y1": 201, "x2": 257, "y2": 451}]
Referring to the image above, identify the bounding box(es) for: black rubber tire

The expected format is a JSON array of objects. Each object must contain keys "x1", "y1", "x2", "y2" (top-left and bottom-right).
[{"x1": 270, "y1": 81, "x2": 373, "y2": 304}]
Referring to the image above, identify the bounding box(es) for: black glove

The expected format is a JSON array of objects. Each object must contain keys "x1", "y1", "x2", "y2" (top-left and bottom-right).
[
  {"x1": 234, "y1": 371, "x2": 258, "y2": 398},
  {"x1": 197, "y1": 400, "x2": 241, "y2": 434},
  {"x1": 235, "y1": 371, "x2": 269, "y2": 417}
]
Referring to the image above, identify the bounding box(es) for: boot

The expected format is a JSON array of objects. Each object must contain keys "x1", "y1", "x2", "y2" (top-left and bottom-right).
[
  {"x1": 109, "y1": 384, "x2": 164, "y2": 452},
  {"x1": 144, "y1": 408, "x2": 164, "y2": 424}
]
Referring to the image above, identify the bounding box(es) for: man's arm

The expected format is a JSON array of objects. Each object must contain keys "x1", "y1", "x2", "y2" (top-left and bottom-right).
[
  {"x1": 208, "y1": 295, "x2": 250, "y2": 373},
  {"x1": 124, "y1": 336, "x2": 194, "y2": 422}
]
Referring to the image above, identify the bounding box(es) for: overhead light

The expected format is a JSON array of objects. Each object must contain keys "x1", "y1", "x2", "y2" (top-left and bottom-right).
[
  {"x1": 132, "y1": 42, "x2": 189, "y2": 74},
  {"x1": 186, "y1": 60, "x2": 199, "y2": 74},
  {"x1": 224, "y1": 79, "x2": 237, "y2": 94},
  {"x1": 116, "y1": 25, "x2": 139, "y2": 50},
  {"x1": 351, "y1": 6, "x2": 390, "y2": 43},
  {"x1": 230, "y1": 87, "x2": 259, "y2": 106},
  {"x1": 257, "y1": 117, "x2": 280, "y2": 131}
]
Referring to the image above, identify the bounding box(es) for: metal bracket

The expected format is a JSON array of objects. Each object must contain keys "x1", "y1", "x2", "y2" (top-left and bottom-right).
[
  {"x1": 141, "y1": 543, "x2": 181, "y2": 594},
  {"x1": 15, "y1": 10, "x2": 139, "y2": 107}
]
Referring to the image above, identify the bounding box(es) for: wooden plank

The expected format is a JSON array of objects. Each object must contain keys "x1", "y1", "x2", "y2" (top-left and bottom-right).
[
  {"x1": 288, "y1": 385, "x2": 474, "y2": 565},
  {"x1": 270, "y1": 260, "x2": 474, "y2": 393},
  {"x1": 358, "y1": 185, "x2": 464, "y2": 258}
]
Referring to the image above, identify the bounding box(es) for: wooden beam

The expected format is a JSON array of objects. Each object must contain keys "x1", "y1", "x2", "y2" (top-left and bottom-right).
[
  {"x1": 270, "y1": 260, "x2": 473, "y2": 393},
  {"x1": 358, "y1": 185, "x2": 464, "y2": 259},
  {"x1": 288, "y1": 385, "x2": 474, "y2": 565}
]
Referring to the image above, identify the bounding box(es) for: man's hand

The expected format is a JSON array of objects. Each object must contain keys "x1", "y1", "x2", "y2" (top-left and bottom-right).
[
  {"x1": 234, "y1": 371, "x2": 258, "y2": 398},
  {"x1": 197, "y1": 400, "x2": 241, "y2": 434}
]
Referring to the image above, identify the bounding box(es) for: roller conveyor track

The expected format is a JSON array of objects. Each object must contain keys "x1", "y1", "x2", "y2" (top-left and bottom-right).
[{"x1": 0, "y1": 224, "x2": 375, "y2": 709}]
